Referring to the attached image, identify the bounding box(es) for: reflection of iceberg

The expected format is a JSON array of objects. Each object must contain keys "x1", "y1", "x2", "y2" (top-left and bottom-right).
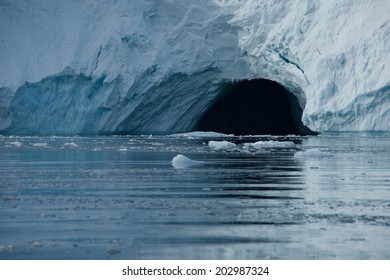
[
  {"x1": 171, "y1": 154, "x2": 204, "y2": 169},
  {"x1": 0, "y1": 1, "x2": 389, "y2": 134}
]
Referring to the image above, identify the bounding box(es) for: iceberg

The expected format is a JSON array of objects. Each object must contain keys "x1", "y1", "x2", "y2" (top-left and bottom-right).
[{"x1": 0, "y1": 0, "x2": 389, "y2": 134}]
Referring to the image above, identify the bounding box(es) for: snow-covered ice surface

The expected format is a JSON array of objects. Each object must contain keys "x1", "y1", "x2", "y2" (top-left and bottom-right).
[
  {"x1": 1, "y1": 132, "x2": 390, "y2": 259},
  {"x1": 1, "y1": 0, "x2": 389, "y2": 134}
]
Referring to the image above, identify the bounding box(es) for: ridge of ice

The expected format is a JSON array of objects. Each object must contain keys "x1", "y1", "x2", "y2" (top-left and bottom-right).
[{"x1": 0, "y1": 0, "x2": 389, "y2": 134}]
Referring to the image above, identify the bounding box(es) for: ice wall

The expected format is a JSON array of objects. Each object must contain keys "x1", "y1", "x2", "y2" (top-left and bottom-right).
[{"x1": 0, "y1": 0, "x2": 389, "y2": 134}]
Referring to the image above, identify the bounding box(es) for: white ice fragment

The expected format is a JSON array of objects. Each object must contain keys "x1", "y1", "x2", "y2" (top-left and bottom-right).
[
  {"x1": 10, "y1": 141, "x2": 22, "y2": 147},
  {"x1": 208, "y1": 140, "x2": 236, "y2": 151},
  {"x1": 294, "y1": 148, "x2": 332, "y2": 158},
  {"x1": 171, "y1": 131, "x2": 230, "y2": 138},
  {"x1": 0, "y1": 245, "x2": 14, "y2": 252},
  {"x1": 244, "y1": 140, "x2": 295, "y2": 150},
  {"x1": 171, "y1": 154, "x2": 203, "y2": 169},
  {"x1": 32, "y1": 143, "x2": 48, "y2": 147},
  {"x1": 29, "y1": 240, "x2": 44, "y2": 247},
  {"x1": 64, "y1": 142, "x2": 79, "y2": 147}
]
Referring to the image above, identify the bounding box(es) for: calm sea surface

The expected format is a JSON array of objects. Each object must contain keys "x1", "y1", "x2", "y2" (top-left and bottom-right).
[{"x1": 1, "y1": 132, "x2": 389, "y2": 259}]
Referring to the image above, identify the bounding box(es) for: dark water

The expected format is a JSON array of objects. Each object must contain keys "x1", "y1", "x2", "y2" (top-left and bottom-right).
[{"x1": 0, "y1": 132, "x2": 390, "y2": 259}]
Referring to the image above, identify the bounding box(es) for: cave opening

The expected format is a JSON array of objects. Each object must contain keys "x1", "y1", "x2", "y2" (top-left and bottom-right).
[{"x1": 195, "y1": 79, "x2": 316, "y2": 135}]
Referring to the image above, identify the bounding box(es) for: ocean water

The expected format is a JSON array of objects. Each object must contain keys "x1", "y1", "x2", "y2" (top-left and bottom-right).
[{"x1": 0, "y1": 132, "x2": 389, "y2": 259}]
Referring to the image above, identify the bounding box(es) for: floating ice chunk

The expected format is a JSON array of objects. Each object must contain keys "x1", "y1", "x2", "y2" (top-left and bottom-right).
[
  {"x1": 244, "y1": 140, "x2": 295, "y2": 150},
  {"x1": 208, "y1": 140, "x2": 236, "y2": 151},
  {"x1": 294, "y1": 148, "x2": 332, "y2": 158},
  {"x1": 32, "y1": 143, "x2": 48, "y2": 147},
  {"x1": 64, "y1": 142, "x2": 79, "y2": 147},
  {"x1": 0, "y1": 245, "x2": 14, "y2": 253},
  {"x1": 29, "y1": 240, "x2": 44, "y2": 247},
  {"x1": 171, "y1": 154, "x2": 203, "y2": 169},
  {"x1": 171, "y1": 131, "x2": 230, "y2": 138},
  {"x1": 10, "y1": 141, "x2": 22, "y2": 147}
]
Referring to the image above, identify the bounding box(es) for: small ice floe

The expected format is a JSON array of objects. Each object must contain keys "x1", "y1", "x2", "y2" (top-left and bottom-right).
[
  {"x1": 32, "y1": 143, "x2": 48, "y2": 147},
  {"x1": 244, "y1": 140, "x2": 295, "y2": 151},
  {"x1": 29, "y1": 240, "x2": 44, "y2": 248},
  {"x1": 64, "y1": 142, "x2": 79, "y2": 147},
  {"x1": 107, "y1": 248, "x2": 121, "y2": 255},
  {"x1": 170, "y1": 131, "x2": 230, "y2": 138},
  {"x1": 208, "y1": 140, "x2": 236, "y2": 151},
  {"x1": 171, "y1": 154, "x2": 204, "y2": 169},
  {"x1": 0, "y1": 245, "x2": 14, "y2": 252},
  {"x1": 294, "y1": 148, "x2": 332, "y2": 158},
  {"x1": 10, "y1": 141, "x2": 23, "y2": 147}
]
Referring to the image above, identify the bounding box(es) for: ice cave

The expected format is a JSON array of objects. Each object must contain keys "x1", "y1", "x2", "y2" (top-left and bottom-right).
[{"x1": 196, "y1": 79, "x2": 316, "y2": 135}]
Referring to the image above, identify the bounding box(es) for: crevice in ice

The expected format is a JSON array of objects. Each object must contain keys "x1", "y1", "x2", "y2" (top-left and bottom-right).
[
  {"x1": 195, "y1": 79, "x2": 316, "y2": 135},
  {"x1": 274, "y1": 49, "x2": 305, "y2": 74},
  {"x1": 94, "y1": 45, "x2": 102, "y2": 71},
  {"x1": 275, "y1": 51, "x2": 305, "y2": 74}
]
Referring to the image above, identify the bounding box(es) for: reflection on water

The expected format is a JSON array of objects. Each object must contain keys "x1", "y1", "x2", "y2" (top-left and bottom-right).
[{"x1": 0, "y1": 133, "x2": 390, "y2": 259}]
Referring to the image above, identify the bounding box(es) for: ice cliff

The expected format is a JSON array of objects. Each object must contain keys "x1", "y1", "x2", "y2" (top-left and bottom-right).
[{"x1": 0, "y1": 0, "x2": 389, "y2": 134}]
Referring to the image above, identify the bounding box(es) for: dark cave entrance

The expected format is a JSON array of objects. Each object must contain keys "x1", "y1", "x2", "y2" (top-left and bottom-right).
[{"x1": 195, "y1": 79, "x2": 316, "y2": 135}]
